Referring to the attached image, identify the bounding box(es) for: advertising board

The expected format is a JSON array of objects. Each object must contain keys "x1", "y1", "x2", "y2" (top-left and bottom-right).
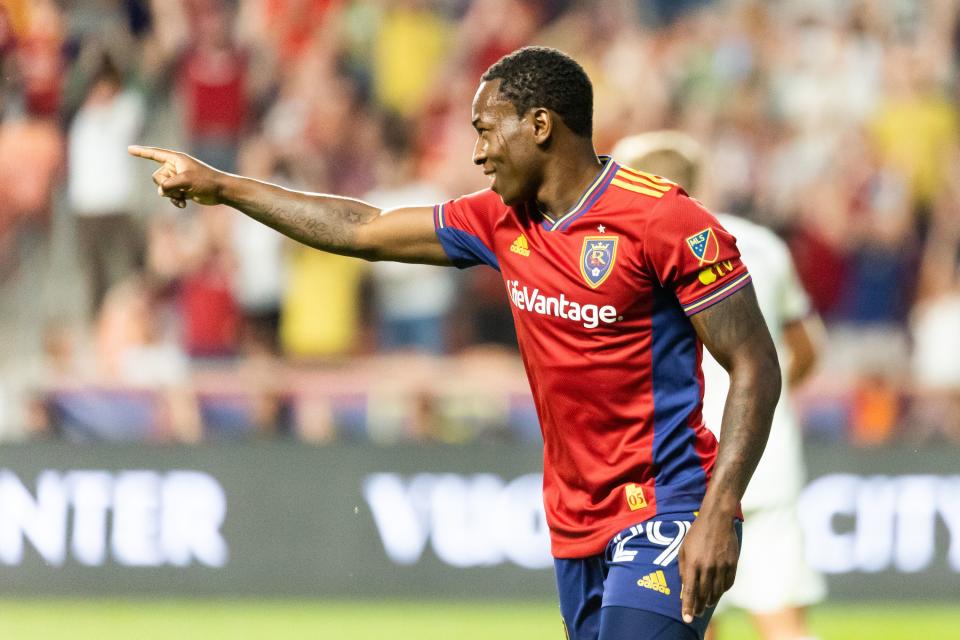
[{"x1": 0, "y1": 443, "x2": 954, "y2": 599}]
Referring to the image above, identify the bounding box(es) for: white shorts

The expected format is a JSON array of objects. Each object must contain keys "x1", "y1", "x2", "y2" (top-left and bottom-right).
[{"x1": 718, "y1": 504, "x2": 827, "y2": 614}]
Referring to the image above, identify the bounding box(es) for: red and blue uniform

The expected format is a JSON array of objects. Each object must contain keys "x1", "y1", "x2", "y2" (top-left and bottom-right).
[{"x1": 433, "y1": 157, "x2": 750, "y2": 637}]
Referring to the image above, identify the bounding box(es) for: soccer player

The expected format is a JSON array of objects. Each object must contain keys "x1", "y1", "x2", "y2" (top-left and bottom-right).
[
  {"x1": 612, "y1": 130, "x2": 826, "y2": 640},
  {"x1": 131, "y1": 47, "x2": 781, "y2": 640}
]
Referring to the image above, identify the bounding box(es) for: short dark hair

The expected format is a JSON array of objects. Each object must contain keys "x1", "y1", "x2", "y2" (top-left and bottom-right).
[{"x1": 481, "y1": 46, "x2": 593, "y2": 138}]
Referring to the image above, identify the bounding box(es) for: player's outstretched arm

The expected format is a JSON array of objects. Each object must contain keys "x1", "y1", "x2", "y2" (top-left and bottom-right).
[
  {"x1": 679, "y1": 284, "x2": 781, "y2": 624},
  {"x1": 128, "y1": 146, "x2": 452, "y2": 265}
]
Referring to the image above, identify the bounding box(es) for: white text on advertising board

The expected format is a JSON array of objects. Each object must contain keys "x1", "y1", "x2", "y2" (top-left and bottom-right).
[
  {"x1": 799, "y1": 474, "x2": 960, "y2": 573},
  {"x1": 365, "y1": 472, "x2": 960, "y2": 574},
  {"x1": 363, "y1": 473, "x2": 551, "y2": 569},
  {"x1": 0, "y1": 470, "x2": 228, "y2": 567}
]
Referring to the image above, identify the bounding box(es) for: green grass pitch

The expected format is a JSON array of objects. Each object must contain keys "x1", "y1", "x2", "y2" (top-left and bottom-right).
[{"x1": 0, "y1": 600, "x2": 955, "y2": 639}]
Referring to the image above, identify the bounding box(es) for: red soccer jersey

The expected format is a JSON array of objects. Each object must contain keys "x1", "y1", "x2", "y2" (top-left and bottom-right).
[{"x1": 434, "y1": 157, "x2": 751, "y2": 558}]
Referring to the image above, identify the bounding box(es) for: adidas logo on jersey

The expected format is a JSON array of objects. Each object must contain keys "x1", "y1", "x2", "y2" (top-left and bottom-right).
[
  {"x1": 637, "y1": 570, "x2": 671, "y2": 595},
  {"x1": 510, "y1": 234, "x2": 530, "y2": 257}
]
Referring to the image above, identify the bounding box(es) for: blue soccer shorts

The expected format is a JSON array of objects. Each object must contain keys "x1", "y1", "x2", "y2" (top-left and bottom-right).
[{"x1": 555, "y1": 512, "x2": 743, "y2": 640}]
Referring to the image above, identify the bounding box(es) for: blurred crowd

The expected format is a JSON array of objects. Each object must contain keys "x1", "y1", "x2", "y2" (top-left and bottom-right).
[{"x1": 0, "y1": 0, "x2": 958, "y2": 445}]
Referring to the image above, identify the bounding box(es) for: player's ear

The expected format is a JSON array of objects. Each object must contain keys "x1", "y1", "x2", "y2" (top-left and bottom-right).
[{"x1": 530, "y1": 107, "x2": 552, "y2": 145}]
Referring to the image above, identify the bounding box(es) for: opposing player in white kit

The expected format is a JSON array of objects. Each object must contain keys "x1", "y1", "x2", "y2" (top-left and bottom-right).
[{"x1": 612, "y1": 131, "x2": 827, "y2": 640}]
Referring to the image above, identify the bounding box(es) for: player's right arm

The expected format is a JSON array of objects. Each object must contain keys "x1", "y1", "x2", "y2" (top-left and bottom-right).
[{"x1": 128, "y1": 146, "x2": 452, "y2": 266}]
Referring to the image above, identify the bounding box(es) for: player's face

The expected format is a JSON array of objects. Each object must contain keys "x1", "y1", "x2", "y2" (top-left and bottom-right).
[{"x1": 471, "y1": 80, "x2": 541, "y2": 206}]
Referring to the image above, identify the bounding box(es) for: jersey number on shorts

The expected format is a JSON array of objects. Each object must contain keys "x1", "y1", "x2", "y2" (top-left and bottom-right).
[{"x1": 611, "y1": 520, "x2": 692, "y2": 566}]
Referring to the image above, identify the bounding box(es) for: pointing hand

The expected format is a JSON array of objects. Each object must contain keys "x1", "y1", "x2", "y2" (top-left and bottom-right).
[{"x1": 128, "y1": 145, "x2": 224, "y2": 208}]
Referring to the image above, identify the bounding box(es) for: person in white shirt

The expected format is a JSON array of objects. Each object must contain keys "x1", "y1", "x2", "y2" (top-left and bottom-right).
[
  {"x1": 613, "y1": 131, "x2": 827, "y2": 640},
  {"x1": 362, "y1": 134, "x2": 455, "y2": 354},
  {"x1": 67, "y1": 56, "x2": 145, "y2": 314}
]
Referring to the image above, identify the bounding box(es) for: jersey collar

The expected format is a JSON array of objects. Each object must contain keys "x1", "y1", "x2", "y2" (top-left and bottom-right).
[{"x1": 539, "y1": 155, "x2": 619, "y2": 232}]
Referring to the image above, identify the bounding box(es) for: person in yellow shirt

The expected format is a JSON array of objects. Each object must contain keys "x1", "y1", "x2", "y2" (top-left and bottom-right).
[
  {"x1": 373, "y1": 1, "x2": 451, "y2": 117},
  {"x1": 870, "y1": 50, "x2": 959, "y2": 210},
  {"x1": 280, "y1": 244, "x2": 367, "y2": 359}
]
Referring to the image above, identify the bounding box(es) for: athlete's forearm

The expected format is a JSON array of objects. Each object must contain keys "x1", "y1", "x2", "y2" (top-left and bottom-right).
[
  {"x1": 691, "y1": 286, "x2": 781, "y2": 519},
  {"x1": 218, "y1": 173, "x2": 382, "y2": 258}
]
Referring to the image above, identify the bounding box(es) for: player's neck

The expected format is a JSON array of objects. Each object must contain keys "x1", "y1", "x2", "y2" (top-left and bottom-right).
[{"x1": 536, "y1": 145, "x2": 603, "y2": 217}]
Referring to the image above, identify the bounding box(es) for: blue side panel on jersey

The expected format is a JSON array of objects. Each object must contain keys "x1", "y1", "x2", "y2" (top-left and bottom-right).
[
  {"x1": 436, "y1": 226, "x2": 500, "y2": 271},
  {"x1": 649, "y1": 286, "x2": 707, "y2": 504}
]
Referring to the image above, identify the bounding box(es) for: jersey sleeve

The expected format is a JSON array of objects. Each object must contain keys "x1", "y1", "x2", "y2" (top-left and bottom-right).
[
  {"x1": 643, "y1": 192, "x2": 752, "y2": 316},
  {"x1": 433, "y1": 189, "x2": 501, "y2": 270}
]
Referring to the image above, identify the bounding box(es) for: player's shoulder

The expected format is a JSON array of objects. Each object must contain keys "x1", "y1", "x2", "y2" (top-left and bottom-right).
[
  {"x1": 439, "y1": 188, "x2": 510, "y2": 227},
  {"x1": 449, "y1": 188, "x2": 505, "y2": 209},
  {"x1": 607, "y1": 163, "x2": 682, "y2": 213},
  {"x1": 608, "y1": 163, "x2": 722, "y2": 223}
]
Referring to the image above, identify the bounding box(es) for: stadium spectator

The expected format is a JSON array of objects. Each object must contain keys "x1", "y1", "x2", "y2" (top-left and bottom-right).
[
  {"x1": 93, "y1": 274, "x2": 200, "y2": 441},
  {"x1": 239, "y1": 0, "x2": 342, "y2": 70},
  {"x1": 15, "y1": 0, "x2": 63, "y2": 117},
  {"x1": 849, "y1": 370, "x2": 901, "y2": 446},
  {"x1": 371, "y1": 0, "x2": 451, "y2": 117},
  {"x1": 176, "y1": 0, "x2": 251, "y2": 173},
  {"x1": 870, "y1": 46, "x2": 958, "y2": 215},
  {"x1": 1, "y1": 319, "x2": 91, "y2": 440},
  {"x1": 66, "y1": 53, "x2": 146, "y2": 314},
  {"x1": 363, "y1": 115, "x2": 454, "y2": 354},
  {"x1": 193, "y1": 330, "x2": 294, "y2": 439},
  {"x1": 230, "y1": 137, "x2": 288, "y2": 353},
  {"x1": 143, "y1": 204, "x2": 242, "y2": 361},
  {"x1": 177, "y1": 206, "x2": 242, "y2": 359},
  {"x1": 279, "y1": 245, "x2": 368, "y2": 360},
  {"x1": 450, "y1": 0, "x2": 544, "y2": 80},
  {"x1": 0, "y1": 111, "x2": 63, "y2": 279},
  {"x1": 908, "y1": 172, "x2": 960, "y2": 443}
]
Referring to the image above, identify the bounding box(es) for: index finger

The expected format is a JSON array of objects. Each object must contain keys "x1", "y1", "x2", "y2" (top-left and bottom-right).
[
  {"x1": 679, "y1": 556, "x2": 699, "y2": 623},
  {"x1": 128, "y1": 145, "x2": 178, "y2": 164}
]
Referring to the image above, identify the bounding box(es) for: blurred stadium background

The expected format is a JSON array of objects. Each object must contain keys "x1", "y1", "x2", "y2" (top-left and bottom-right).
[{"x1": 0, "y1": 0, "x2": 958, "y2": 638}]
